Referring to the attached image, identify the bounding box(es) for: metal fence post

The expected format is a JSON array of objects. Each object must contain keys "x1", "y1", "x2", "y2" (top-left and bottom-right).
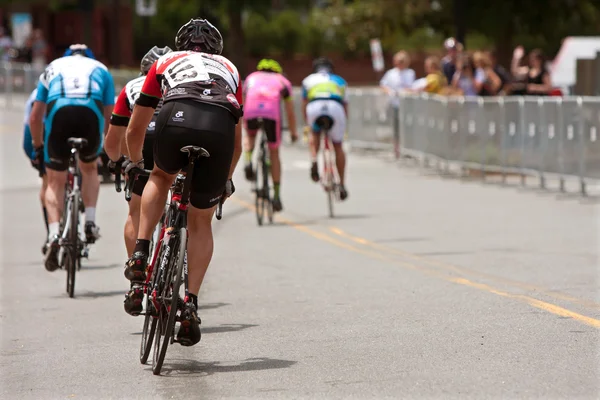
[
  {"x1": 478, "y1": 98, "x2": 488, "y2": 180},
  {"x1": 499, "y1": 97, "x2": 507, "y2": 183},
  {"x1": 557, "y1": 98, "x2": 566, "y2": 192},
  {"x1": 518, "y1": 98, "x2": 527, "y2": 186},
  {"x1": 538, "y1": 97, "x2": 546, "y2": 189},
  {"x1": 577, "y1": 97, "x2": 587, "y2": 196}
]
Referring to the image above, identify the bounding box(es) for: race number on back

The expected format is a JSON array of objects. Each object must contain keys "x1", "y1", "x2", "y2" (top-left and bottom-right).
[{"x1": 159, "y1": 53, "x2": 211, "y2": 88}]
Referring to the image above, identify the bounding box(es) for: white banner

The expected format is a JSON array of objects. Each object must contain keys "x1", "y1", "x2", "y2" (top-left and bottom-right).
[
  {"x1": 369, "y1": 38, "x2": 384, "y2": 72},
  {"x1": 136, "y1": 0, "x2": 158, "y2": 17}
]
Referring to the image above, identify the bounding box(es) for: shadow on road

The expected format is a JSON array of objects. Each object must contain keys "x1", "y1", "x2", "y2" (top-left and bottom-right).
[
  {"x1": 74, "y1": 289, "x2": 125, "y2": 299},
  {"x1": 82, "y1": 263, "x2": 121, "y2": 271},
  {"x1": 159, "y1": 357, "x2": 297, "y2": 377},
  {"x1": 201, "y1": 323, "x2": 259, "y2": 335},
  {"x1": 198, "y1": 302, "x2": 230, "y2": 311}
]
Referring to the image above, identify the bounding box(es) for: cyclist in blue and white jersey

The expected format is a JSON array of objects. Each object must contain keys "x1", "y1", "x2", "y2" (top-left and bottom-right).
[
  {"x1": 29, "y1": 44, "x2": 115, "y2": 272},
  {"x1": 301, "y1": 57, "x2": 349, "y2": 200},
  {"x1": 23, "y1": 87, "x2": 50, "y2": 250}
]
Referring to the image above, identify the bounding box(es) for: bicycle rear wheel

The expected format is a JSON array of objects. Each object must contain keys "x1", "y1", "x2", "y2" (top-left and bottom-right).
[
  {"x1": 262, "y1": 154, "x2": 274, "y2": 224},
  {"x1": 140, "y1": 267, "x2": 159, "y2": 364},
  {"x1": 140, "y1": 219, "x2": 164, "y2": 364},
  {"x1": 254, "y1": 153, "x2": 266, "y2": 226},
  {"x1": 152, "y1": 228, "x2": 186, "y2": 375},
  {"x1": 66, "y1": 192, "x2": 80, "y2": 298}
]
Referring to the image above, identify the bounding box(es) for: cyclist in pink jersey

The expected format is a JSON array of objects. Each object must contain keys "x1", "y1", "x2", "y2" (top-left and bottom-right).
[{"x1": 243, "y1": 59, "x2": 298, "y2": 212}]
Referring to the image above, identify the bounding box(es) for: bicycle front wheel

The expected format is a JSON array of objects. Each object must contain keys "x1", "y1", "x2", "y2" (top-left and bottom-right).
[
  {"x1": 66, "y1": 192, "x2": 80, "y2": 298},
  {"x1": 152, "y1": 228, "x2": 186, "y2": 375}
]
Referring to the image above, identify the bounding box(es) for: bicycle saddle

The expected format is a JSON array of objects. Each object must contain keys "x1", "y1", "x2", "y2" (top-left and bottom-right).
[
  {"x1": 315, "y1": 115, "x2": 334, "y2": 130},
  {"x1": 180, "y1": 146, "x2": 210, "y2": 158},
  {"x1": 67, "y1": 137, "x2": 88, "y2": 147}
]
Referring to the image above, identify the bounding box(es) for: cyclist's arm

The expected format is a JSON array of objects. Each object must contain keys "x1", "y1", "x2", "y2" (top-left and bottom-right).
[
  {"x1": 284, "y1": 99, "x2": 297, "y2": 138},
  {"x1": 128, "y1": 63, "x2": 160, "y2": 163},
  {"x1": 229, "y1": 122, "x2": 242, "y2": 180},
  {"x1": 105, "y1": 87, "x2": 130, "y2": 161},
  {"x1": 30, "y1": 79, "x2": 49, "y2": 148},
  {"x1": 101, "y1": 67, "x2": 116, "y2": 136},
  {"x1": 281, "y1": 82, "x2": 297, "y2": 138},
  {"x1": 228, "y1": 80, "x2": 244, "y2": 180}
]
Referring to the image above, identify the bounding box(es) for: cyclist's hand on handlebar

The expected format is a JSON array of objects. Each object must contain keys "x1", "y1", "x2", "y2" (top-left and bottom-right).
[
  {"x1": 108, "y1": 155, "x2": 126, "y2": 175},
  {"x1": 221, "y1": 179, "x2": 235, "y2": 203},
  {"x1": 123, "y1": 158, "x2": 144, "y2": 176},
  {"x1": 291, "y1": 131, "x2": 299, "y2": 144},
  {"x1": 31, "y1": 145, "x2": 45, "y2": 175}
]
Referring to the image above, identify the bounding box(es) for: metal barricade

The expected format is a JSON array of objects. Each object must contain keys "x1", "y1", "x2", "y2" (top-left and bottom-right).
[
  {"x1": 345, "y1": 91, "x2": 600, "y2": 196},
  {"x1": 3, "y1": 61, "x2": 599, "y2": 195}
]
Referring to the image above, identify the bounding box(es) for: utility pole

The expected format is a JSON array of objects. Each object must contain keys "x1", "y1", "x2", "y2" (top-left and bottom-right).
[
  {"x1": 453, "y1": 0, "x2": 466, "y2": 47},
  {"x1": 80, "y1": 0, "x2": 94, "y2": 45},
  {"x1": 111, "y1": 0, "x2": 121, "y2": 66}
]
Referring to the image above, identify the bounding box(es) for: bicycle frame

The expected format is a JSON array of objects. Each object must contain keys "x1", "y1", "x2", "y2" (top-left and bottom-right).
[
  {"x1": 321, "y1": 134, "x2": 337, "y2": 194},
  {"x1": 60, "y1": 147, "x2": 82, "y2": 245}
]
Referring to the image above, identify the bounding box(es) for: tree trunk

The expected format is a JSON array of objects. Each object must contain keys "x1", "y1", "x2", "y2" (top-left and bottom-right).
[{"x1": 227, "y1": 1, "x2": 246, "y2": 78}]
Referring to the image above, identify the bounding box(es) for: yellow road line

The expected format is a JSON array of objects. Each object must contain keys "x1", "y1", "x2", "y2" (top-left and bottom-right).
[
  {"x1": 230, "y1": 197, "x2": 600, "y2": 329},
  {"x1": 450, "y1": 277, "x2": 600, "y2": 329},
  {"x1": 328, "y1": 227, "x2": 600, "y2": 310}
]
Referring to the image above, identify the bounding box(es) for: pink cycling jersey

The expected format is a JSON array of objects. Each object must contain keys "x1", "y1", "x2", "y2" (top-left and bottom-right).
[{"x1": 243, "y1": 71, "x2": 292, "y2": 121}]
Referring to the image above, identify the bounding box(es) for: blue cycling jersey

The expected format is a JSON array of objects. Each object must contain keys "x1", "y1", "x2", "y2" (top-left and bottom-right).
[
  {"x1": 36, "y1": 55, "x2": 115, "y2": 105},
  {"x1": 35, "y1": 55, "x2": 115, "y2": 163}
]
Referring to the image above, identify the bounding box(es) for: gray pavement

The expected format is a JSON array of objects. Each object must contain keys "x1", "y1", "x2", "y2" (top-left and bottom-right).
[{"x1": 1, "y1": 106, "x2": 599, "y2": 399}]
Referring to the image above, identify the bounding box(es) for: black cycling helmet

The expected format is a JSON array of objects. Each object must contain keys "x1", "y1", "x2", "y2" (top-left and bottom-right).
[
  {"x1": 175, "y1": 18, "x2": 223, "y2": 55},
  {"x1": 312, "y1": 57, "x2": 334, "y2": 73},
  {"x1": 140, "y1": 45, "x2": 173, "y2": 75}
]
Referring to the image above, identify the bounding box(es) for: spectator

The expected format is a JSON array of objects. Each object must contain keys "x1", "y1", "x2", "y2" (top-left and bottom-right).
[
  {"x1": 0, "y1": 26, "x2": 13, "y2": 61},
  {"x1": 511, "y1": 46, "x2": 552, "y2": 96},
  {"x1": 451, "y1": 54, "x2": 478, "y2": 96},
  {"x1": 380, "y1": 51, "x2": 416, "y2": 99},
  {"x1": 413, "y1": 55, "x2": 447, "y2": 94},
  {"x1": 486, "y1": 50, "x2": 511, "y2": 94},
  {"x1": 473, "y1": 51, "x2": 502, "y2": 96},
  {"x1": 441, "y1": 37, "x2": 462, "y2": 84},
  {"x1": 379, "y1": 50, "x2": 415, "y2": 155},
  {"x1": 30, "y1": 29, "x2": 47, "y2": 69}
]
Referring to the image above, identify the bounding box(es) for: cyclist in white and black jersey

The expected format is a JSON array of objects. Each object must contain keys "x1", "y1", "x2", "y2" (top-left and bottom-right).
[{"x1": 104, "y1": 45, "x2": 173, "y2": 257}]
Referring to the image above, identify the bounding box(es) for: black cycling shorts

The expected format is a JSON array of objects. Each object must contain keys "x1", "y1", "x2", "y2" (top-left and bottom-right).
[
  {"x1": 245, "y1": 118, "x2": 278, "y2": 145},
  {"x1": 153, "y1": 100, "x2": 236, "y2": 209},
  {"x1": 131, "y1": 118, "x2": 157, "y2": 197},
  {"x1": 45, "y1": 105, "x2": 100, "y2": 171}
]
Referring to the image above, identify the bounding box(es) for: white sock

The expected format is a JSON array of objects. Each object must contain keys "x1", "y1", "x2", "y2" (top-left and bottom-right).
[
  {"x1": 48, "y1": 222, "x2": 60, "y2": 239},
  {"x1": 85, "y1": 207, "x2": 96, "y2": 223}
]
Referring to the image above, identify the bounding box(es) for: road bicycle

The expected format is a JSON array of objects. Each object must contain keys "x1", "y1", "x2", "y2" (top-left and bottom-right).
[
  {"x1": 58, "y1": 137, "x2": 90, "y2": 298},
  {"x1": 124, "y1": 146, "x2": 224, "y2": 375},
  {"x1": 252, "y1": 118, "x2": 274, "y2": 226},
  {"x1": 315, "y1": 116, "x2": 342, "y2": 218}
]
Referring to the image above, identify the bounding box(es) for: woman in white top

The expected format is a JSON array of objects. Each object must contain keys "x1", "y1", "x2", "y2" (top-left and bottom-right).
[{"x1": 380, "y1": 51, "x2": 416, "y2": 106}]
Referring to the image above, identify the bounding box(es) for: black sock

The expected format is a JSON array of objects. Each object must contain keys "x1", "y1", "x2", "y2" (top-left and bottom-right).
[
  {"x1": 188, "y1": 293, "x2": 198, "y2": 308},
  {"x1": 42, "y1": 206, "x2": 49, "y2": 233},
  {"x1": 134, "y1": 239, "x2": 150, "y2": 255}
]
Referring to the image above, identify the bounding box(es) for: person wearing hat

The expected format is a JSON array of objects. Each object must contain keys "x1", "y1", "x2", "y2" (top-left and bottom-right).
[{"x1": 442, "y1": 37, "x2": 463, "y2": 85}]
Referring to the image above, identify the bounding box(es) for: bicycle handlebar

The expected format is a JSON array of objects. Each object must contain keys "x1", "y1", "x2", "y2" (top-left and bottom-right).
[
  {"x1": 124, "y1": 167, "x2": 152, "y2": 202},
  {"x1": 114, "y1": 160, "x2": 123, "y2": 193}
]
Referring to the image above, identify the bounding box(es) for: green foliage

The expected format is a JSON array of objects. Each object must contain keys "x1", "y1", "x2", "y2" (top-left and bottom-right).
[
  {"x1": 245, "y1": 12, "x2": 274, "y2": 58},
  {"x1": 271, "y1": 10, "x2": 304, "y2": 58}
]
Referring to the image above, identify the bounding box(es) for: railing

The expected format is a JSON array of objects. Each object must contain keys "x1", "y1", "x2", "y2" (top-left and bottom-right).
[
  {"x1": 3, "y1": 62, "x2": 598, "y2": 196},
  {"x1": 285, "y1": 88, "x2": 600, "y2": 196}
]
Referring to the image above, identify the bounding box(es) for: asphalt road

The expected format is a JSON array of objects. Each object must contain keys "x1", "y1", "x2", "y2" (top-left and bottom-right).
[{"x1": 1, "y1": 106, "x2": 599, "y2": 399}]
